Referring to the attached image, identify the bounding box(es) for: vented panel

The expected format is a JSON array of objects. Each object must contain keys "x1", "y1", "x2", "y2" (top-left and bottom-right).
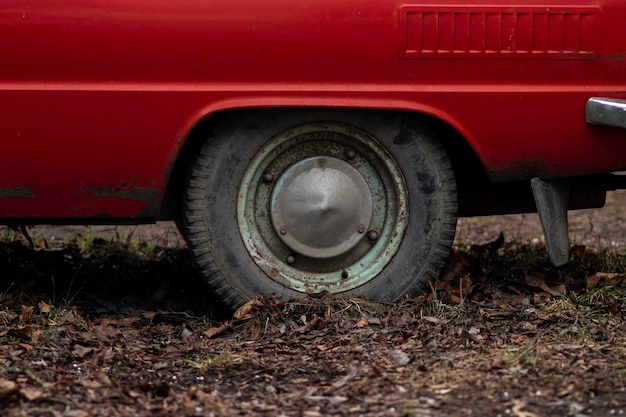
[{"x1": 399, "y1": 5, "x2": 598, "y2": 59}]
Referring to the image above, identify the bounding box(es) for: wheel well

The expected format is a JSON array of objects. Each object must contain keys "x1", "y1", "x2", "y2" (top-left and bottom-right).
[{"x1": 159, "y1": 107, "x2": 488, "y2": 221}]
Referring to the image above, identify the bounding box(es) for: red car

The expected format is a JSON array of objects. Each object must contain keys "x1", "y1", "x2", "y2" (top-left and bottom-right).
[{"x1": 1, "y1": 0, "x2": 625, "y2": 307}]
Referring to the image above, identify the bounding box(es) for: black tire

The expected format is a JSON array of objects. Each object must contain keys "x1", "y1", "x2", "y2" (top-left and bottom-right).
[{"x1": 183, "y1": 109, "x2": 457, "y2": 308}]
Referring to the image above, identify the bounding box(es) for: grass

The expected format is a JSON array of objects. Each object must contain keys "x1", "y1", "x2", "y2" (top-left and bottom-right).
[
  {"x1": 187, "y1": 345, "x2": 254, "y2": 371},
  {"x1": 419, "y1": 296, "x2": 469, "y2": 321},
  {"x1": 0, "y1": 225, "x2": 160, "y2": 253},
  {"x1": 0, "y1": 282, "x2": 14, "y2": 304},
  {"x1": 0, "y1": 227, "x2": 19, "y2": 242},
  {"x1": 78, "y1": 227, "x2": 158, "y2": 253}
]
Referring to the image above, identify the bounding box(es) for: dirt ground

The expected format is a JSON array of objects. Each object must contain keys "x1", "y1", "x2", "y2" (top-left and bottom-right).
[
  {"x1": 455, "y1": 190, "x2": 626, "y2": 250},
  {"x1": 0, "y1": 191, "x2": 625, "y2": 417}
]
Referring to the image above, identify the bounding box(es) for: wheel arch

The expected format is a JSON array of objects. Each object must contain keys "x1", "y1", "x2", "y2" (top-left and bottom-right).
[{"x1": 159, "y1": 104, "x2": 488, "y2": 221}]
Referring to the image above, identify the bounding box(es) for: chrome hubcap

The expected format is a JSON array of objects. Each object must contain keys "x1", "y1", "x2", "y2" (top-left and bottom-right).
[{"x1": 270, "y1": 156, "x2": 373, "y2": 259}]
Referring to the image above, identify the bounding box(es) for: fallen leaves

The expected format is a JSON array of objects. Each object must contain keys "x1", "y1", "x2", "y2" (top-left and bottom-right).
[
  {"x1": 19, "y1": 387, "x2": 43, "y2": 401},
  {"x1": 0, "y1": 379, "x2": 18, "y2": 401},
  {"x1": 524, "y1": 275, "x2": 566, "y2": 297},
  {"x1": 38, "y1": 300, "x2": 51, "y2": 314},
  {"x1": 203, "y1": 321, "x2": 231, "y2": 339},
  {"x1": 71, "y1": 344, "x2": 94, "y2": 359},
  {"x1": 511, "y1": 399, "x2": 541, "y2": 417},
  {"x1": 233, "y1": 293, "x2": 284, "y2": 321},
  {"x1": 1, "y1": 238, "x2": 626, "y2": 417},
  {"x1": 587, "y1": 272, "x2": 626, "y2": 289},
  {"x1": 305, "y1": 314, "x2": 326, "y2": 331},
  {"x1": 0, "y1": 379, "x2": 43, "y2": 403},
  {"x1": 389, "y1": 350, "x2": 411, "y2": 366},
  {"x1": 233, "y1": 296, "x2": 265, "y2": 321},
  {"x1": 355, "y1": 316, "x2": 369, "y2": 328},
  {"x1": 17, "y1": 305, "x2": 34, "y2": 328}
]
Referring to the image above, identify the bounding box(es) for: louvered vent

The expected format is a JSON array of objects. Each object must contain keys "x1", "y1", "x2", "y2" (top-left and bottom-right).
[{"x1": 399, "y1": 6, "x2": 598, "y2": 59}]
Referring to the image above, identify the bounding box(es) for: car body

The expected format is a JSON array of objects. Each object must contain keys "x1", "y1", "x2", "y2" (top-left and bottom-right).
[{"x1": 1, "y1": 0, "x2": 625, "y2": 307}]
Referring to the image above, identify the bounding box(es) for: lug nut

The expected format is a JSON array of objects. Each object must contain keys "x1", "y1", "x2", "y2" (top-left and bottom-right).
[
  {"x1": 263, "y1": 172, "x2": 274, "y2": 182},
  {"x1": 357, "y1": 225, "x2": 365, "y2": 233},
  {"x1": 367, "y1": 230, "x2": 379, "y2": 241},
  {"x1": 279, "y1": 226, "x2": 287, "y2": 235},
  {"x1": 345, "y1": 149, "x2": 356, "y2": 160},
  {"x1": 286, "y1": 254, "x2": 296, "y2": 264}
]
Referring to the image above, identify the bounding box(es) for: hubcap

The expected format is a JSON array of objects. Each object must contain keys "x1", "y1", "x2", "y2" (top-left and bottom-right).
[
  {"x1": 237, "y1": 122, "x2": 409, "y2": 294},
  {"x1": 270, "y1": 156, "x2": 373, "y2": 259}
]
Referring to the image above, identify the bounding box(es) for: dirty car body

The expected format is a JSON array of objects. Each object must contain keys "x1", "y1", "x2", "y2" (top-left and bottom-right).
[{"x1": 1, "y1": 0, "x2": 625, "y2": 307}]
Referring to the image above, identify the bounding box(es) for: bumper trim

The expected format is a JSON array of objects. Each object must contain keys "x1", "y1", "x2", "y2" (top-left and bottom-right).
[{"x1": 586, "y1": 97, "x2": 626, "y2": 129}]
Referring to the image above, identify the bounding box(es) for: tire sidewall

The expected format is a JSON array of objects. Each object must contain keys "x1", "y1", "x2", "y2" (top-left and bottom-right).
[{"x1": 190, "y1": 109, "x2": 457, "y2": 303}]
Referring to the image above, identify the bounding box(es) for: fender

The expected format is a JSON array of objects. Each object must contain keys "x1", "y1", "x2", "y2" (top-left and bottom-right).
[{"x1": 173, "y1": 94, "x2": 480, "y2": 170}]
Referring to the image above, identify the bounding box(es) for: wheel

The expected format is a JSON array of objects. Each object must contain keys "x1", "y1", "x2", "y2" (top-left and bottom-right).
[{"x1": 183, "y1": 109, "x2": 457, "y2": 308}]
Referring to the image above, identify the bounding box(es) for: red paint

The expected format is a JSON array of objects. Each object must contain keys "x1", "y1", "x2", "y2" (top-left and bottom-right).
[{"x1": 0, "y1": 0, "x2": 625, "y2": 221}]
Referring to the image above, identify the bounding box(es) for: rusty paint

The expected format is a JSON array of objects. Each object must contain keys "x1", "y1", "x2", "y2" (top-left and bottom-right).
[
  {"x1": 161, "y1": 138, "x2": 185, "y2": 190},
  {"x1": 490, "y1": 158, "x2": 551, "y2": 182},
  {"x1": 92, "y1": 187, "x2": 159, "y2": 203},
  {"x1": 0, "y1": 187, "x2": 35, "y2": 198},
  {"x1": 76, "y1": 185, "x2": 161, "y2": 219}
]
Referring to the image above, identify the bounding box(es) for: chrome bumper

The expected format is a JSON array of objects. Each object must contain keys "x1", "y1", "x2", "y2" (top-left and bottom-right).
[{"x1": 586, "y1": 97, "x2": 626, "y2": 129}]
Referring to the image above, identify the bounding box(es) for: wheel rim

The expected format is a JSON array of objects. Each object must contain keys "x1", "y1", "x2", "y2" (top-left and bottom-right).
[{"x1": 237, "y1": 122, "x2": 409, "y2": 294}]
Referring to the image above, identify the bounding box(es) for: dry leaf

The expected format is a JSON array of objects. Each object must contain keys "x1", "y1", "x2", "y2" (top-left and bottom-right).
[
  {"x1": 448, "y1": 293, "x2": 463, "y2": 304},
  {"x1": 38, "y1": 300, "x2": 51, "y2": 314},
  {"x1": 97, "y1": 372, "x2": 114, "y2": 387},
  {"x1": 302, "y1": 395, "x2": 348, "y2": 405},
  {"x1": 570, "y1": 244, "x2": 586, "y2": 259},
  {"x1": 525, "y1": 275, "x2": 566, "y2": 296},
  {"x1": 423, "y1": 316, "x2": 443, "y2": 324},
  {"x1": 92, "y1": 324, "x2": 121, "y2": 342},
  {"x1": 72, "y1": 345, "x2": 94, "y2": 358},
  {"x1": 0, "y1": 379, "x2": 18, "y2": 401},
  {"x1": 368, "y1": 317, "x2": 382, "y2": 325},
  {"x1": 64, "y1": 411, "x2": 89, "y2": 417},
  {"x1": 247, "y1": 318, "x2": 264, "y2": 340},
  {"x1": 586, "y1": 274, "x2": 602, "y2": 289},
  {"x1": 17, "y1": 305, "x2": 34, "y2": 328},
  {"x1": 459, "y1": 275, "x2": 473, "y2": 292},
  {"x1": 142, "y1": 311, "x2": 157, "y2": 320},
  {"x1": 90, "y1": 347, "x2": 115, "y2": 368},
  {"x1": 13, "y1": 325, "x2": 35, "y2": 340},
  {"x1": 389, "y1": 350, "x2": 410, "y2": 366},
  {"x1": 587, "y1": 272, "x2": 626, "y2": 289},
  {"x1": 181, "y1": 327, "x2": 193, "y2": 340},
  {"x1": 533, "y1": 292, "x2": 552, "y2": 305},
  {"x1": 79, "y1": 379, "x2": 103, "y2": 389},
  {"x1": 31, "y1": 359, "x2": 48, "y2": 367},
  {"x1": 19, "y1": 343, "x2": 33, "y2": 352},
  {"x1": 30, "y1": 329, "x2": 41, "y2": 344},
  {"x1": 355, "y1": 317, "x2": 369, "y2": 328},
  {"x1": 203, "y1": 321, "x2": 231, "y2": 339},
  {"x1": 306, "y1": 315, "x2": 325, "y2": 331},
  {"x1": 233, "y1": 296, "x2": 264, "y2": 321},
  {"x1": 20, "y1": 387, "x2": 43, "y2": 401},
  {"x1": 119, "y1": 316, "x2": 140, "y2": 327},
  {"x1": 315, "y1": 343, "x2": 339, "y2": 352},
  {"x1": 511, "y1": 399, "x2": 540, "y2": 417}
]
